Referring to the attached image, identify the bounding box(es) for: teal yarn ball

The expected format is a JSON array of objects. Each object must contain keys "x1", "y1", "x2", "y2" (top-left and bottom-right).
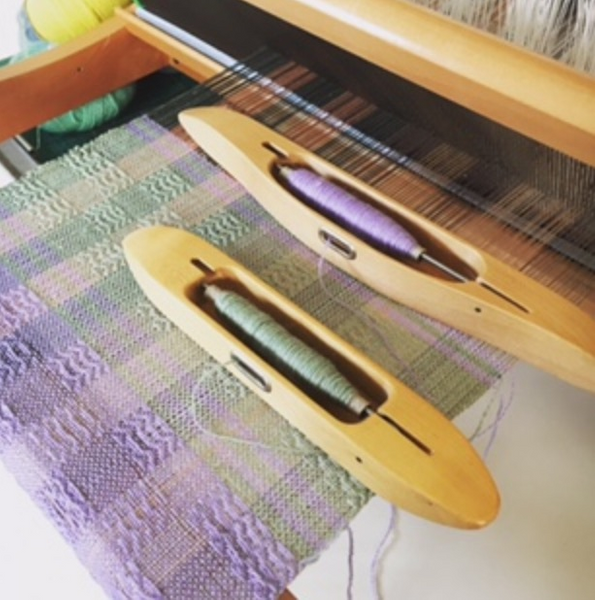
[{"x1": 42, "y1": 85, "x2": 135, "y2": 133}]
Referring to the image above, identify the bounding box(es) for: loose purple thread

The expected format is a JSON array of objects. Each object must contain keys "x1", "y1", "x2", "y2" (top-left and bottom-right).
[
  {"x1": 469, "y1": 376, "x2": 516, "y2": 459},
  {"x1": 281, "y1": 167, "x2": 424, "y2": 260},
  {"x1": 370, "y1": 505, "x2": 399, "y2": 600},
  {"x1": 347, "y1": 526, "x2": 356, "y2": 600},
  {"x1": 345, "y1": 505, "x2": 399, "y2": 600}
]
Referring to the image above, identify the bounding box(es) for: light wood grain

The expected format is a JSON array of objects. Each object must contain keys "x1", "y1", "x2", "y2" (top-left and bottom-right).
[
  {"x1": 123, "y1": 225, "x2": 500, "y2": 529},
  {"x1": 0, "y1": 18, "x2": 168, "y2": 142},
  {"x1": 117, "y1": 7, "x2": 224, "y2": 82},
  {"x1": 239, "y1": 0, "x2": 595, "y2": 168},
  {"x1": 0, "y1": 8, "x2": 224, "y2": 144},
  {"x1": 180, "y1": 107, "x2": 595, "y2": 394}
]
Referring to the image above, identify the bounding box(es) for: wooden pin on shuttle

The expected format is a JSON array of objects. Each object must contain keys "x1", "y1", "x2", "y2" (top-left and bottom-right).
[
  {"x1": 179, "y1": 107, "x2": 595, "y2": 394},
  {"x1": 123, "y1": 225, "x2": 500, "y2": 529}
]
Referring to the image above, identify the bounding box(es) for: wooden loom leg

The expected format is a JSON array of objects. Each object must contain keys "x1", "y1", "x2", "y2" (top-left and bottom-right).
[{"x1": 0, "y1": 17, "x2": 169, "y2": 143}]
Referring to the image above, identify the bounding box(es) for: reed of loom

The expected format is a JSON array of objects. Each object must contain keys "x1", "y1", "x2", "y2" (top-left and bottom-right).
[{"x1": 1, "y1": 1, "x2": 594, "y2": 292}]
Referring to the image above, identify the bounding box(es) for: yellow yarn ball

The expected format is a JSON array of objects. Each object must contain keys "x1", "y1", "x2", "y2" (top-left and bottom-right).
[{"x1": 26, "y1": 0, "x2": 131, "y2": 44}]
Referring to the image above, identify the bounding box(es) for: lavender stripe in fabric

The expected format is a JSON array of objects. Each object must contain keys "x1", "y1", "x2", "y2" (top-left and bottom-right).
[
  {"x1": 0, "y1": 110, "x2": 508, "y2": 599},
  {"x1": 0, "y1": 119, "x2": 374, "y2": 599}
]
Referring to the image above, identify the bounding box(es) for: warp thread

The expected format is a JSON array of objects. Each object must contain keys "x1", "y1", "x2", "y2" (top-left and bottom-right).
[{"x1": 11, "y1": 0, "x2": 134, "y2": 133}]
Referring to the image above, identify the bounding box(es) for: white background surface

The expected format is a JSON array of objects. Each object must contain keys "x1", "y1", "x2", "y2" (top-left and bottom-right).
[{"x1": 1, "y1": 3, "x2": 595, "y2": 599}]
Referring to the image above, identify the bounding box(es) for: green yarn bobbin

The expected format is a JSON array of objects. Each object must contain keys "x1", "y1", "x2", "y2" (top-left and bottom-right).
[
  {"x1": 42, "y1": 85, "x2": 135, "y2": 133},
  {"x1": 205, "y1": 285, "x2": 369, "y2": 415}
]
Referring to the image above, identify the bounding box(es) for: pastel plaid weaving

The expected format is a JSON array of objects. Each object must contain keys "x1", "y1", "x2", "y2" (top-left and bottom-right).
[{"x1": 0, "y1": 64, "x2": 511, "y2": 598}]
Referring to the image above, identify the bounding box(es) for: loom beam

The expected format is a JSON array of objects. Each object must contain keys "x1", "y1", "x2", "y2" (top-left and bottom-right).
[
  {"x1": 1, "y1": 2, "x2": 594, "y2": 166},
  {"x1": 129, "y1": 0, "x2": 595, "y2": 168},
  {"x1": 0, "y1": 9, "x2": 223, "y2": 143}
]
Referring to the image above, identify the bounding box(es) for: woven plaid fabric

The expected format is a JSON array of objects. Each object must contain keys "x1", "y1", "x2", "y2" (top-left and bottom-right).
[{"x1": 0, "y1": 75, "x2": 511, "y2": 597}]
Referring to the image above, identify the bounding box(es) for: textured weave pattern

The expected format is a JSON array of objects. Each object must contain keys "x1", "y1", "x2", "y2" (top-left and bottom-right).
[{"x1": 0, "y1": 110, "x2": 509, "y2": 596}]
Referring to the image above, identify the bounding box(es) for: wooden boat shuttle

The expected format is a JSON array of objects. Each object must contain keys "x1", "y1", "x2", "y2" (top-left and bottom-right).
[{"x1": 123, "y1": 225, "x2": 500, "y2": 529}]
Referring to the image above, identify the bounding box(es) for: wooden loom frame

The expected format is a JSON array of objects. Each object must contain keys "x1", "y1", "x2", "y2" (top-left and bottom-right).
[
  {"x1": 0, "y1": 2, "x2": 594, "y2": 165},
  {"x1": 1, "y1": 2, "x2": 594, "y2": 598}
]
